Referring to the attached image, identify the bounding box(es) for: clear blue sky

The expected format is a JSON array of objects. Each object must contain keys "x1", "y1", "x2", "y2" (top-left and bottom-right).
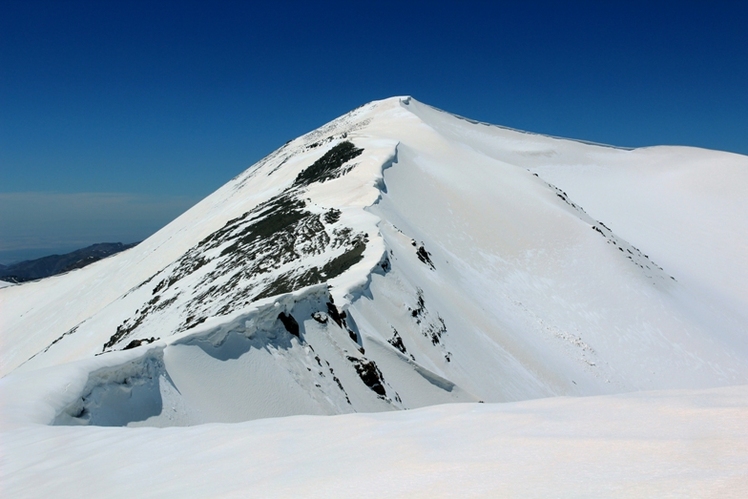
[{"x1": 1, "y1": 1, "x2": 747, "y2": 263}]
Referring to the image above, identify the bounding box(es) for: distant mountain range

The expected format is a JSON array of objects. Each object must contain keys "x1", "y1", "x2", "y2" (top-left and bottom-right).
[{"x1": 0, "y1": 242, "x2": 138, "y2": 283}]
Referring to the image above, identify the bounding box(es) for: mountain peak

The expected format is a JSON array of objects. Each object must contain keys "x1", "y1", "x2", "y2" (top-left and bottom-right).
[{"x1": 2, "y1": 98, "x2": 747, "y2": 428}]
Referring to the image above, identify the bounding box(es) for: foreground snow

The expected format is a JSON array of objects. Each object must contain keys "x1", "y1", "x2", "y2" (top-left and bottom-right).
[{"x1": 3, "y1": 385, "x2": 747, "y2": 498}]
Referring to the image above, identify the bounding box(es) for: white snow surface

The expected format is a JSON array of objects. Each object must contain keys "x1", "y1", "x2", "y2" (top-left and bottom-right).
[
  {"x1": 2, "y1": 96, "x2": 747, "y2": 496},
  {"x1": 3, "y1": 385, "x2": 746, "y2": 498}
]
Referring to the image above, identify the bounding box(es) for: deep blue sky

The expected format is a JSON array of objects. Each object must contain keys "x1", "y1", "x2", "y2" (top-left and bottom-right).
[{"x1": 1, "y1": 1, "x2": 747, "y2": 263}]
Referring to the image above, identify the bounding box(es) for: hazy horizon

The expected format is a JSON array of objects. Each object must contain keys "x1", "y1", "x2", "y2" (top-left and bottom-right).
[{"x1": 0, "y1": 191, "x2": 197, "y2": 264}]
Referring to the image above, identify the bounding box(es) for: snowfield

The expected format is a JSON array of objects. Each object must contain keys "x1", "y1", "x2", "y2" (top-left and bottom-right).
[
  {"x1": 2, "y1": 96, "x2": 747, "y2": 497},
  {"x1": 3, "y1": 386, "x2": 746, "y2": 498}
]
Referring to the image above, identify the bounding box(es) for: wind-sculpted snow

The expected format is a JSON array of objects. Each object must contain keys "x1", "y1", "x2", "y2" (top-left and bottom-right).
[
  {"x1": 53, "y1": 351, "x2": 169, "y2": 427},
  {"x1": 2, "y1": 96, "x2": 748, "y2": 443},
  {"x1": 44, "y1": 284, "x2": 481, "y2": 427}
]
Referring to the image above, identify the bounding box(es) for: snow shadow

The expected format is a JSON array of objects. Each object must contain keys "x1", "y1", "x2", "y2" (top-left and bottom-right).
[
  {"x1": 172, "y1": 319, "x2": 298, "y2": 362},
  {"x1": 171, "y1": 286, "x2": 337, "y2": 361},
  {"x1": 53, "y1": 354, "x2": 171, "y2": 427}
]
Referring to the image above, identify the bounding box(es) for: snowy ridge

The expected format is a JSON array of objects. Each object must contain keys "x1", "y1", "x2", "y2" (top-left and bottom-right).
[{"x1": 2, "y1": 96, "x2": 748, "y2": 432}]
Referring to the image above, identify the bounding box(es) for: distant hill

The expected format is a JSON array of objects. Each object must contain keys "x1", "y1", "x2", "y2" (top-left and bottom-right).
[{"x1": 0, "y1": 242, "x2": 138, "y2": 283}]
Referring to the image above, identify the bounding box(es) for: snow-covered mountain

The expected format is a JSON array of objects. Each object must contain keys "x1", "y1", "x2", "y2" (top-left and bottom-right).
[
  {"x1": 2, "y1": 97, "x2": 747, "y2": 496},
  {"x1": 2, "y1": 96, "x2": 748, "y2": 426}
]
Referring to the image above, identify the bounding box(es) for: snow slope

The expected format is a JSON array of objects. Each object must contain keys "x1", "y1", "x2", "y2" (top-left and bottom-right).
[
  {"x1": 530, "y1": 145, "x2": 748, "y2": 329},
  {"x1": 1, "y1": 96, "x2": 747, "y2": 496}
]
